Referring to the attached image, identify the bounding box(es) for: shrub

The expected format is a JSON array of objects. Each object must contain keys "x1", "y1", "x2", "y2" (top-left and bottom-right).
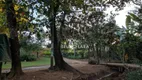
[
  {"x1": 62, "y1": 49, "x2": 88, "y2": 59},
  {"x1": 67, "y1": 55, "x2": 81, "y2": 59},
  {"x1": 126, "y1": 70, "x2": 142, "y2": 80},
  {"x1": 20, "y1": 54, "x2": 36, "y2": 61},
  {"x1": 20, "y1": 48, "x2": 36, "y2": 61},
  {"x1": 43, "y1": 49, "x2": 51, "y2": 55}
]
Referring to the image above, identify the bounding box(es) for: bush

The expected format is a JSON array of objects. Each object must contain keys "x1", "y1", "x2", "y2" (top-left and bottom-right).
[
  {"x1": 126, "y1": 70, "x2": 142, "y2": 80},
  {"x1": 43, "y1": 49, "x2": 51, "y2": 55},
  {"x1": 20, "y1": 54, "x2": 36, "y2": 61},
  {"x1": 67, "y1": 55, "x2": 81, "y2": 59},
  {"x1": 62, "y1": 49, "x2": 88, "y2": 59},
  {"x1": 20, "y1": 48, "x2": 36, "y2": 61}
]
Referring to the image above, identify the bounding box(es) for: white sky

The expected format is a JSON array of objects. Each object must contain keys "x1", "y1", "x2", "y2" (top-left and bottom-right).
[
  {"x1": 114, "y1": 3, "x2": 139, "y2": 27},
  {"x1": 104, "y1": 2, "x2": 139, "y2": 27}
]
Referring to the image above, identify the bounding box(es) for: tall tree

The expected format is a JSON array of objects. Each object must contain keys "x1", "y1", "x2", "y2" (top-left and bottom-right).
[
  {"x1": 5, "y1": 0, "x2": 23, "y2": 78},
  {"x1": 47, "y1": 0, "x2": 82, "y2": 73},
  {"x1": 26, "y1": 0, "x2": 133, "y2": 71}
]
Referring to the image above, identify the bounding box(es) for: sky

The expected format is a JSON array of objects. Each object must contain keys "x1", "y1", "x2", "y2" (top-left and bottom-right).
[{"x1": 112, "y1": 3, "x2": 139, "y2": 27}]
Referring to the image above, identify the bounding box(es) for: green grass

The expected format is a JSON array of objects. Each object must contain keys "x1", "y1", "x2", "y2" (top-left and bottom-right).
[{"x1": 2, "y1": 56, "x2": 51, "y2": 69}]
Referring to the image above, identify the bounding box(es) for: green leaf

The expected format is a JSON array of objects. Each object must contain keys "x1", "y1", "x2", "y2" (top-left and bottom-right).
[
  {"x1": 36, "y1": 31, "x2": 41, "y2": 40},
  {"x1": 125, "y1": 15, "x2": 131, "y2": 27},
  {"x1": 129, "y1": 13, "x2": 140, "y2": 22},
  {"x1": 76, "y1": 0, "x2": 83, "y2": 5}
]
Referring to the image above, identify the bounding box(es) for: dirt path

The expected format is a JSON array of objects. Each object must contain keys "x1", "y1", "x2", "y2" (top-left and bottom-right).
[
  {"x1": 64, "y1": 58, "x2": 111, "y2": 74},
  {"x1": 4, "y1": 58, "x2": 113, "y2": 80}
]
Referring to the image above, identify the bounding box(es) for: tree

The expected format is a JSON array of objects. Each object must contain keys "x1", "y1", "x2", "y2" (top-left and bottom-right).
[
  {"x1": 48, "y1": 0, "x2": 81, "y2": 72},
  {"x1": 33, "y1": 0, "x2": 132, "y2": 69},
  {"x1": 5, "y1": 0, "x2": 23, "y2": 78},
  {"x1": 0, "y1": 5, "x2": 9, "y2": 35},
  {"x1": 15, "y1": 0, "x2": 133, "y2": 73},
  {"x1": 122, "y1": 4, "x2": 142, "y2": 62}
]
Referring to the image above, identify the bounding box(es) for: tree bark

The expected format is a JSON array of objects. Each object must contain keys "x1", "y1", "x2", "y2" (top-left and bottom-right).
[
  {"x1": 6, "y1": 0, "x2": 23, "y2": 78},
  {"x1": 49, "y1": 1, "x2": 82, "y2": 74},
  {"x1": 0, "y1": 62, "x2": 2, "y2": 79},
  {"x1": 50, "y1": 9, "x2": 65, "y2": 69},
  {"x1": 96, "y1": 43, "x2": 100, "y2": 64},
  {"x1": 51, "y1": 17, "x2": 82, "y2": 74}
]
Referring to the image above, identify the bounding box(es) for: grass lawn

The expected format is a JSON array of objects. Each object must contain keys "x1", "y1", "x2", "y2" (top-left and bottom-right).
[{"x1": 2, "y1": 56, "x2": 51, "y2": 69}]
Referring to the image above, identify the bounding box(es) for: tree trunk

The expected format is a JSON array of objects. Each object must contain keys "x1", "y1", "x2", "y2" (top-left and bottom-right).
[
  {"x1": 51, "y1": 10, "x2": 67, "y2": 70},
  {"x1": 0, "y1": 62, "x2": 2, "y2": 79},
  {"x1": 96, "y1": 44, "x2": 100, "y2": 64},
  {"x1": 49, "y1": 1, "x2": 82, "y2": 74},
  {"x1": 50, "y1": 4, "x2": 64, "y2": 69},
  {"x1": 81, "y1": 52, "x2": 84, "y2": 59},
  {"x1": 6, "y1": 0, "x2": 23, "y2": 78}
]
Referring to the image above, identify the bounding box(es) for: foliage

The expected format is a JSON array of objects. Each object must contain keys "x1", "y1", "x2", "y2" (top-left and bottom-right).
[
  {"x1": 63, "y1": 52, "x2": 82, "y2": 59},
  {"x1": 0, "y1": 0, "x2": 139, "y2": 70},
  {"x1": 18, "y1": 0, "x2": 133, "y2": 67},
  {"x1": 19, "y1": 37, "x2": 43, "y2": 61},
  {"x1": 66, "y1": 55, "x2": 82, "y2": 59},
  {"x1": 0, "y1": 6, "x2": 9, "y2": 36},
  {"x1": 20, "y1": 36, "x2": 43, "y2": 52},
  {"x1": 43, "y1": 49, "x2": 51, "y2": 55},
  {"x1": 126, "y1": 70, "x2": 142, "y2": 80},
  {"x1": 62, "y1": 49, "x2": 74, "y2": 57},
  {"x1": 0, "y1": 0, "x2": 30, "y2": 30},
  {"x1": 20, "y1": 54, "x2": 36, "y2": 61},
  {"x1": 62, "y1": 48, "x2": 88, "y2": 59},
  {"x1": 112, "y1": 27, "x2": 142, "y2": 63},
  {"x1": 125, "y1": 5, "x2": 142, "y2": 33},
  {"x1": 20, "y1": 48, "x2": 36, "y2": 61}
]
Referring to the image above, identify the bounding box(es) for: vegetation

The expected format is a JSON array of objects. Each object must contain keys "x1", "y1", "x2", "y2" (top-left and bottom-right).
[
  {"x1": 1, "y1": 0, "x2": 142, "y2": 79},
  {"x1": 126, "y1": 70, "x2": 142, "y2": 80},
  {"x1": 2, "y1": 56, "x2": 50, "y2": 69},
  {"x1": 43, "y1": 49, "x2": 51, "y2": 56}
]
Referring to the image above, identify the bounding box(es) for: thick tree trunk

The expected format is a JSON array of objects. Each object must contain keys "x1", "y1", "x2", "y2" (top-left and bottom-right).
[
  {"x1": 51, "y1": 18, "x2": 82, "y2": 74},
  {"x1": 6, "y1": 0, "x2": 23, "y2": 78},
  {"x1": 49, "y1": 3, "x2": 81, "y2": 74},
  {"x1": 50, "y1": 4, "x2": 63, "y2": 69},
  {"x1": 49, "y1": 0, "x2": 66, "y2": 69},
  {"x1": 51, "y1": 12, "x2": 65, "y2": 69},
  {"x1": 9, "y1": 39, "x2": 23, "y2": 75},
  {"x1": 48, "y1": 0, "x2": 82, "y2": 75}
]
